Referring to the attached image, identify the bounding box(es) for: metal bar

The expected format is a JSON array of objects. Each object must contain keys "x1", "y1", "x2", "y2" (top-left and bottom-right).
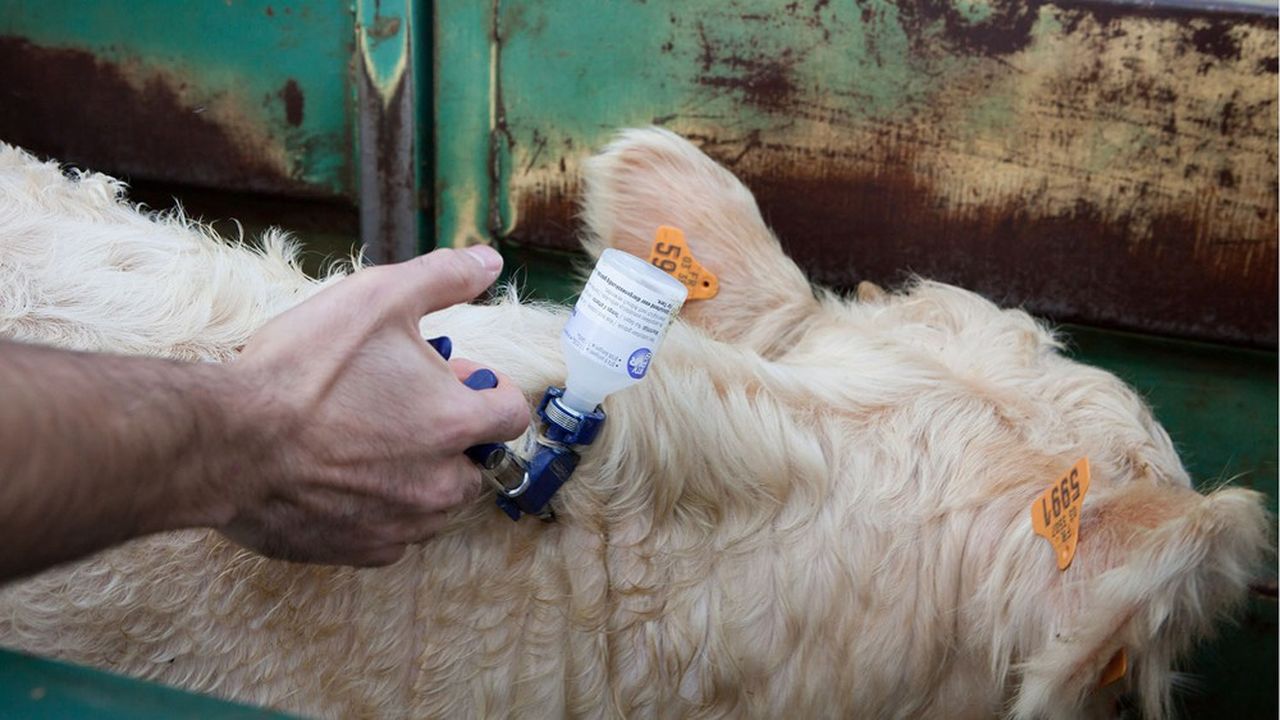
[
  {"x1": 432, "y1": 0, "x2": 498, "y2": 250},
  {"x1": 356, "y1": 0, "x2": 419, "y2": 264}
]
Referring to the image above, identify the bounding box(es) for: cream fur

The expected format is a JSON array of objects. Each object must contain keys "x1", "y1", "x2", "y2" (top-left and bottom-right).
[{"x1": 0, "y1": 131, "x2": 1270, "y2": 719}]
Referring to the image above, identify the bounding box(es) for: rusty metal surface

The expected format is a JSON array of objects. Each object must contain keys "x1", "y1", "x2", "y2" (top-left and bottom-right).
[
  {"x1": 0, "y1": 37, "x2": 310, "y2": 196},
  {"x1": 0, "y1": 1, "x2": 355, "y2": 199},
  {"x1": 356, "y1": 0, "x2": 421, "y2": 264},
  {"x1": 127, "y1": 179, "x2": 360, "y2": 278},
  {"x1": 489, "y1": 0, "x2": 1278, "y2": 347}
]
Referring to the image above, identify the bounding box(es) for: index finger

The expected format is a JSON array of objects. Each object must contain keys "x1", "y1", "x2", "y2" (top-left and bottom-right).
[{"x1": 386, "y1": 245, "x2": 505, "y2": 317}]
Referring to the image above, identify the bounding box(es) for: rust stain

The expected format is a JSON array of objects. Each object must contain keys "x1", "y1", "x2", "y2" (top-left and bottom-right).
[
  {"x1": 691, "y1": 11, "x2": 810, "y2": 113},
  {"x1": 504, "y1": 5, "x2": 1278, "y2": 347},
  {"x1": 1190, "y1": 20, "x2": 1243, "y2": 62},
  {"x1": 278, "y1": 79, "x2": 305, "y2": 127},
  {"x1": 899, "y1": 0, "x2": 1044, "y2": 57},
  {"x1": 0, "y1": 36, "x2": 320, "y2": 197},
  {"x1": 515, "y1": 138, "x2": 1276, "y2": 346},
  {"x1": 357, "y1": 44, "x2": 417, "y2": 263},
  {"x1": 696, "y1": 45, "x2": 800, "y2": 113},
  {"x1": 367, "y1": 14, "x2": 403, "y2": 41}
]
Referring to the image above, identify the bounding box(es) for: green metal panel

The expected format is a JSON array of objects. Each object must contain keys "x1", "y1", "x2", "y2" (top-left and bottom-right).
[
  {"x1": 0, "y1": 648, "x2": 294, "y2": 719},
  {"x1": 442, "y1": 0, "x2": 1278, "y2": 346},
  {"x1": 0, "y1": 0, "x2": 435, "y2": 261},
  {"x1": 433, "y1": 0, "x2": 498, "y2": 251},
  {"x1": 0, "y1": 0, "x2": 356, "y2": 198}
]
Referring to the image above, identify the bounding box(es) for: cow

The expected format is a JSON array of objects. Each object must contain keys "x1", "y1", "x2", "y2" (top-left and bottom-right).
[{"x1": 0, "y1": 129, "x2": 1269, "y2": 719}]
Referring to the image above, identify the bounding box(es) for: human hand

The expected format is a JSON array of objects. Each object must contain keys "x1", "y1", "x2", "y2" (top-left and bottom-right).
[{"x1": 216, "y1": 246, "x2": 529, "y2": 565}]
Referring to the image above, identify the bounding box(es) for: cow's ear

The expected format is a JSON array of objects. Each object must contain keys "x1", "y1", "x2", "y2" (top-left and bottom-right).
[
  {"x1": 578, "y1": 128, "x2": 818, "y2": 359},
  {"x1": 1007, "y1": 483, "x2": 1269, "y2": 719}
]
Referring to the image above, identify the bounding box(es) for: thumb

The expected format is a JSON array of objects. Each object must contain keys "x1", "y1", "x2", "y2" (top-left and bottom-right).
[{"x1": 388, "y1": 246, "x2": 504, "y2": 317}]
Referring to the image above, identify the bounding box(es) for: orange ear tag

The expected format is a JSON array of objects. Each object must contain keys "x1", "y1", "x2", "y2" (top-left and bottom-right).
[
  {"x1": 1098, "y1": 648, "x2": 1128, "y2": 688},
  {"x1": 1030, "y1": 457, "x2": 1091, "y2": 571},
  {"x1": 647, "y1": 225, "x2": 719, "y2": 301}
]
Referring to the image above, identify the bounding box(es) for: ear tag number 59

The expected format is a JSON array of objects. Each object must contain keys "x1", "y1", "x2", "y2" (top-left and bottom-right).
[{"x1": 647, "y1": 226, "x2": 719, "y2": 301}]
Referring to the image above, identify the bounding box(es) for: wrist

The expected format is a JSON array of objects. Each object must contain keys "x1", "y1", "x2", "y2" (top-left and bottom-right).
[{"x1": 152, "y1": 361, "x2": 274, "y2": 534}]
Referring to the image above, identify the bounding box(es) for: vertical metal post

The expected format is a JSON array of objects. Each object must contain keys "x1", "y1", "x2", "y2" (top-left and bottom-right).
[
  {"x1": 432, "y1": 0, "x2": 498, "y2": 251},
  {"x1": 356, "y1": 0, "x2": 418, "y2": 264}
]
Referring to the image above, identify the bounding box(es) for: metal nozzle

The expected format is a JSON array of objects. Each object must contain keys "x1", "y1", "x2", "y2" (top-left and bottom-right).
[{"x1": 476, "y1": 444, "x2": 531, "y2": 497}]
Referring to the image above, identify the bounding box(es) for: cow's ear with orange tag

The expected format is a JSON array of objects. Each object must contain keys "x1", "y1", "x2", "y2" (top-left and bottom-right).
[
  {"x1": 647, "y1": 225, "x2": 719, "y2": 301},
  {"x1": 1030, "y1": 457, "x2": 1091, "y2": 571}
]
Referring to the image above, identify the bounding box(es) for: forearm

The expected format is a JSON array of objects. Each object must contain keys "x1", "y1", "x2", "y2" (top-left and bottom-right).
[
  {"x1": 0, "y1": 247, "x2": 520, "y2": 575},
  {"x1": 0, "y1": 341, "x2": 251, "y2": 581}
]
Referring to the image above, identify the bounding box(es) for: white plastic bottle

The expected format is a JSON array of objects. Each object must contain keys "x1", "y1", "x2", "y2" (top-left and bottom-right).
[{"x1": 560, "y1": 248, "x2": 688, "y2": 413}]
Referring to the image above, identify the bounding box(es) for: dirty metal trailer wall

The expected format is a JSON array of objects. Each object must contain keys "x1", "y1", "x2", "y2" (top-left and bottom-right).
[
  {"x1": 5, "y1": 1, "x2": 1274, "y2": 345},
  {"x1": 438, "y1": 0, "x2": 1279, "y2": 347},
  {"x1": 0, "y1": 1, "x2": 356, "y2": 199},
  {"x1": 0, "y1": 0, "x2": 426, "y2": 265}
]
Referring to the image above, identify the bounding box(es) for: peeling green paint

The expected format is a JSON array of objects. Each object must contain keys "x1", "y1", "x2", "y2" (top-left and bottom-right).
[
  {"x1": 432, "y1": 0, "x2": 496, "y2": 249},
  {"x1": 953, "y1": 0, "x2": 996, "y2": 25},
  {"x1": 1030, "y1": 3, "x2": 1063, "y2": 39},
  {"x1": 486, "y1": 0, "x2": 1276, "y2": 346},
  {"x1": 0, "y1": 0, "x2": 355, "y2": 196},
  {"x1": 357, "y1": 0, "x2": 410, "y2": 106}
]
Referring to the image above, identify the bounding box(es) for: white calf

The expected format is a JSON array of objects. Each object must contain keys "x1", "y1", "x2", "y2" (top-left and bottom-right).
[{"x1": 0, "y1": 130, "x2": 1268, "y2": 719}]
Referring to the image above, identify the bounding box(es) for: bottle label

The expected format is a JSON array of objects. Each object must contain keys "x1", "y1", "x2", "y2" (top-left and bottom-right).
[
  {"x1": 563, "y1": 258, "x2": 679, "y2": 378},
  {"x1": 626, "y1": 348, "x2": 653, "y2": 378}
]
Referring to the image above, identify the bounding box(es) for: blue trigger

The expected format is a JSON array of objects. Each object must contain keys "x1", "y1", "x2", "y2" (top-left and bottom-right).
[
  {"x1": 447, "y1": 355, "x2": 604, "y2": 522},
  {"x1": 426, "y1": 336, "x2": 452, "y2": 360},
  {"x1": 462, "y1": 369, "x2": 504, "y2": 466},
  {"x1": 463, "y1": 368, "x2": 498, "y2": 391}
]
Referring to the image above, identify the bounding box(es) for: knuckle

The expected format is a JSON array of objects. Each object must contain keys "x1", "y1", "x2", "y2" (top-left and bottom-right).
[
  {"x1": 382, "y1": 519, "x2": 420, "y2": 546},
  {"x1": 441, "y1": 465, "x2": 478, "y2": 509},
  {"x1": 366, "y1": 544, "x2": 406, "y2": 567},
  {"x1": 493, "y1": 389, "x2": 532, "y2": 439},
  {"x1": 438, "y1": 398, "x2": 486, "y2": 448},
  {"x1": 407, "y1": 513, "x2": 447, "y2": 546},
  {"x1": 367, "y1": 521, "x2": 402, "y2": 547},
  {"x1": 420, "y1": 463, "x2": 476, "y2": 512},
  {"x1": 346, "y1": 266, "x2": 397, "y2": 308},
  {"x1": 439, "y1": 482, "x2": 468, "y2": 511},
  {"x1": 448, "y1": 381, "x2": 530, "y2": 445}
]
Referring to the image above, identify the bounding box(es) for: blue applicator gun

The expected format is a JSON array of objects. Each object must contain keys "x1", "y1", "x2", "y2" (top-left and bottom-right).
[{"x1": 435, "y1": 248, "x2": 688, "y2": 521}]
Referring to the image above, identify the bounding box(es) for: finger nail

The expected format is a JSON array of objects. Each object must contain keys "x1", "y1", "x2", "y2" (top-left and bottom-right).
[
  {"x1": 426, "y1": 336, "x2": 452, "y2": 359},
  {"x1": 465, "y1": 245, "x2": 503, "y2": 274}
]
